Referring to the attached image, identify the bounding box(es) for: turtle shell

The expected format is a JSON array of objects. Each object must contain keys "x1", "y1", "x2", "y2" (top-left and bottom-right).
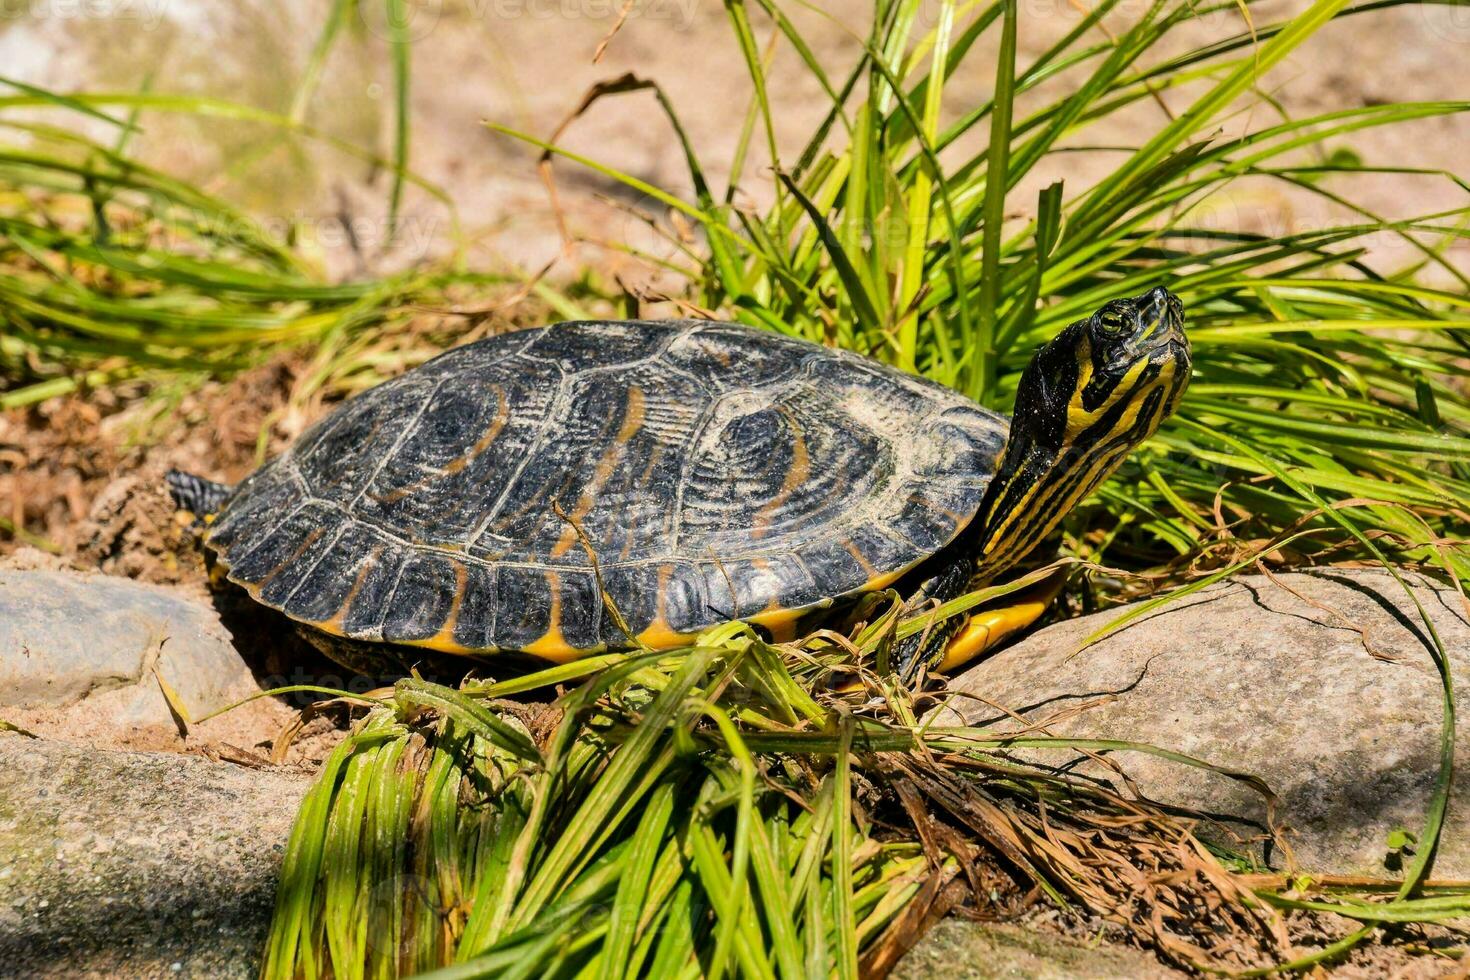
[{"x1": 204, "y1": 320, "x2": 1008, "y2": 660}]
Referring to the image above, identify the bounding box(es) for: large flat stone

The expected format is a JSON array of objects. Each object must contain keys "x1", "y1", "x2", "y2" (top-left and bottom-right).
[
  {"x1": 937, "y1": 569, "x2": 1470, "y2": 877},
  {"x1": 0, "y1": 736, "x2": 310, "y2": 978},
  {"x1": 894, "y1": 919, "x2": 1179, "y2": 979},
  {"x1": 0, "y1": 568, "x2": 258, "y2": 729}
]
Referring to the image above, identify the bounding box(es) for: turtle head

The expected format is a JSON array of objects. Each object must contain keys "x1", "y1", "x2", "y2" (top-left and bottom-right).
[{"x1": 972, "y1": 286, "x2": 1191, "y2": 577}]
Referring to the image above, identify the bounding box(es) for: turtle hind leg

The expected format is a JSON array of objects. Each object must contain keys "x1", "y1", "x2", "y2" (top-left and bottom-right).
[
  {"x1": 299, "y1": 627, "x2": 489, "y2": 686},
  {"x1": 166, "y1": 469, "x2": 232, "y2": 523}
]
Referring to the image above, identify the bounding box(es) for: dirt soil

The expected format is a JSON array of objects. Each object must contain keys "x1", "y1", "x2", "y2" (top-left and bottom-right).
[{"x1": 2, "y1": 360, "x2": 301, "y2": 581}]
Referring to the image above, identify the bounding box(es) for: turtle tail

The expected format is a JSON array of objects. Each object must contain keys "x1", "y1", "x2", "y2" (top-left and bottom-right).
[{"x1": 165, "y1": 469, "x2": 233, "y2": 523}]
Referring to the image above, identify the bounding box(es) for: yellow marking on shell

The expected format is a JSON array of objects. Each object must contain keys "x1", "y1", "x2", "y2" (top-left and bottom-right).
[
  {"x1": 862, "y1": 566, "x2": 907, "y2": 591},
  {"x1": 537, "y1": 536, "x2": 944, "y2": 656},
  {"x1": 374, "y1": 385, "x2": 510, "y2": 505},
  {"x1": 907, "y1": 492, "x2": 965, "y2": 528},
  {"x1": 419, "y1": 559, "x2": 469, "y2": 651},
  {"x1": 551, "y1": 386, "x2": 646, "y2": 558},
  {"x1": 936, "y1": 571, "x2": 1066, "y2": 673},
  {"x1": 636, "y1": 620, "x2": 698, "y2": 650},
  {"x1": 522, "y1": 570, "x2": 579, "y2": 659},
  {"x1": 634, "y1": 564, "x2": 692, "y2": 650},
  {"x1": 747, "y1": 556, "x2": 904, "y2": 642},
  {"x1": 844, "y1": 540, "x2": 879, "y2": 578},
  {"x1": 445, "y1": 387, "x2": 511, "y2": 475},
  {"x1": 520, "y1": 643, "x2": 599, "y2": 664},
  {"x1": 395, "y1": 563, "x2": 511, "y2": 657},
  {"x1": 252, "y1": 527, "x2": 323, "y2": 591},
  {"x1": 312, "y1": 544, "x2": 383, "y2": 635},
  {"x1": 747, "y1": 603, "x2": 807, "y2": 642},
  {"x1": 750, "y1": 410, "x2": 809, "y2": 540},
  {"x1": 615, "y1": 445, "x2": 665, "y2": 562}
]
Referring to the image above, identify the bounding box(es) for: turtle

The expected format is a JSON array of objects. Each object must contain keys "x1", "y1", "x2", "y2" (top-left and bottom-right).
[{"x1": 167, "y1": 286, "x2": 1190, "y2": 680}]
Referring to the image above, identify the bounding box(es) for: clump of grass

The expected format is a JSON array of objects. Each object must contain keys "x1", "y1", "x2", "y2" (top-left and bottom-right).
[
  {"x1": 259, "y1": 622, "x2": 1470, "y2": 978},
  {"x1": 0, "y1": 82, "x2": 504, "y2": 425}
]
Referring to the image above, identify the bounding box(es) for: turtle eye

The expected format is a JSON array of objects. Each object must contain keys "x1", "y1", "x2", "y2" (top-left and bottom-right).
[{"x1": 1094, "y1": 307, "x2": 1129, "y2": 337}]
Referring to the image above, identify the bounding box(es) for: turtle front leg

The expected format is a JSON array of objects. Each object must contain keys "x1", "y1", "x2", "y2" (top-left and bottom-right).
[
  {"x1": 893, "y1": 559, "x2": 1066, "y2": 682},
  {"x1": 932, "y1": 571, "x2": 1065, "y2": 672},
  {"x1": 892, "y1": 554, "x2": 974, "y2": 681}
]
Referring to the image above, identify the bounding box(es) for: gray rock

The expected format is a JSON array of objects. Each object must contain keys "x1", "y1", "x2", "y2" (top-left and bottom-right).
[
  {"x1": 2, "y1": 737, "x2": 1175, "y2": 980},
  {"x1": 0, "y1": 736, "x2": 310, "y2": 978},
  {"x1": 937, "y1": 569, "x2": 1470, "y2": 877},
  {"x1": 0, "y1": 569, "x2": 258, "y2": 729},
  {"x1": 894, "y1": 919, "x2": 1179, "y2": 979}
]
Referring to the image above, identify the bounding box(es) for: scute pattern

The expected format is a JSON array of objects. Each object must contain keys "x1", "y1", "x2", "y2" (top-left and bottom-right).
[{"x1": 208, "y1": 320, "x2": 1008, "y2": 656}]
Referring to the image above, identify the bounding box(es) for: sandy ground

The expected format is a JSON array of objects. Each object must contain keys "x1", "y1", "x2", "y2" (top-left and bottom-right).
[{"x1": 0, "y1": 0, "x2": 1465, "y2": 281}]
